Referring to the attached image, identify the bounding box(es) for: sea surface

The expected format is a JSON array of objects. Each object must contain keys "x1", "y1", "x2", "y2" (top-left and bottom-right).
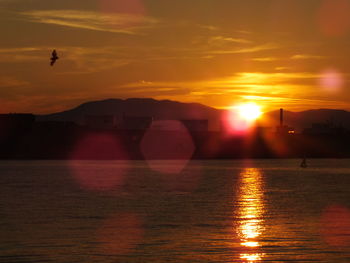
[{"x1": 1, "y1": 159, "x2": 350, "y2": 262}]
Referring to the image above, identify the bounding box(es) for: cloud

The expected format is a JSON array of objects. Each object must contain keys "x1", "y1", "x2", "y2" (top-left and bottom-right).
[
  {"x1": 197, "y1": 24, "x2": 219, "y2": 31},
  {"x1": 123, "y1": 72, "x2": 321, "y2": 95},
  {"x1": 19, "y1": 9, "x2": 159, "y2": 35},
  {"x1": 207, "y1": 43, "x2": 281, "y2": 55},
  {"x1": 0, "y1": 48, "x2": 45, "y2": 62},
  {"x1": 0, "y1": 76, "x2": 30, "y2": 101},
  {"x1": 0, "y1": 76, "x2": 28, "y2": 87},
  {"x1": 241, "y1": 94, "x2": 350, "y2": 111},
  {"x1": 122, "y1": 71, "x2": 332, "y2": 110},
  {"x1": 208, "y1": 36, "x2": 253, "y2": 45},
  {"x1": 291, "y1": 54, "x2": 327, "y2": 60},
  {"x1": 0, "y1": 46, "x2": 135, "y2": 72},
  {"x1": 0, "y1": 47, "x2": 44, "y2": 53},
  {"x1": 56, "y1": 46, "x2": 133, "y2": 74},
  {"x1": 275, "y1": 66, "x2": 290, "y2": 71},
  {"x1": 252, "y1": 57, "x2": 279, "y2": 62}
]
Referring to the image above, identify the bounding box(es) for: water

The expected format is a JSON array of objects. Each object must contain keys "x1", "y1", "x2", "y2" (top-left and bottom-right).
[{"x1": 0, "y1": 159, "x2": 350, "y2": 262}]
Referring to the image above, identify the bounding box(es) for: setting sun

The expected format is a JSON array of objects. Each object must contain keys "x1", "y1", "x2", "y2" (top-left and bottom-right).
[
  {"x1": 237, "y1": 103, "x2": 262, "y2": 122},
  {"x1": 223, "y1": 102, "x2": 262, "y2": 134}
]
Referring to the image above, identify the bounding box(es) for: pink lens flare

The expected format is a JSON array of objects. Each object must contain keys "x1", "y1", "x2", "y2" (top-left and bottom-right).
[
  {"x1": 69, "y1": 133, "x2": 129, "y2": 191},
  {"x1": 319, "y1": 68, "x2": 344, "y2": 93},
  {"x1": 317, "y1": 0, "x2": 350, "y2": 37},
  {"x1": 97, "y1": 213, "x2": 144, "y2": 255},
  {"x1": 69, "y1": 161, "x2": 129, "y2": 192},
  {"x1": 140, "y1": 120, "x2": 195, "y2": 174},
  {"x1": 320, "y1": 205, "x2": 350, "y2": 247}
]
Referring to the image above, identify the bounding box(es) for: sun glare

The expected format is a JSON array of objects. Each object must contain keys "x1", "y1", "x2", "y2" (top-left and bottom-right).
[
  {"x1": 237, "y1": 103, "x2": 262, "y2": 122},
  {"x1": 223, "y1": 102, "x2": 263, "y2": 134}
]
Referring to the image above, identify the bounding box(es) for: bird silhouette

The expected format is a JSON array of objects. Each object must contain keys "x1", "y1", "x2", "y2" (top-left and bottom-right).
[{"x1": 50, "y1": 49, "x2": 59, "y2": 66}]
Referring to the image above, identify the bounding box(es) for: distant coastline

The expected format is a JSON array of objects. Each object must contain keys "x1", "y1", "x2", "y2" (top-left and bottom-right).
[{"x1": 1, "y1": 98, "x2": 350, "y2": 160}]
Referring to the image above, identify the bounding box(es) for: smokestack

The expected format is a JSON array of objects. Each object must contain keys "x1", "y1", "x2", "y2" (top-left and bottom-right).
[{"x1": 280, "y1": 108, "x2": 284, "y2": 127}]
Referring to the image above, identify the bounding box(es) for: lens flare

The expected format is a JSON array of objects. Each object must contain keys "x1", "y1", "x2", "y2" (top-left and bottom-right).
[
  {"x1": 69, "y1": 133, "x2": 129, "y2": 191},
  {"x1": 222, "y1": 103, "x2": 262, "y2": 134},
  {"x1": 140, "y1": 120, "x2": 195, "y2": 174},
  {"x1": 319, "y1": 68, "x2": 344, "y2": 93}
]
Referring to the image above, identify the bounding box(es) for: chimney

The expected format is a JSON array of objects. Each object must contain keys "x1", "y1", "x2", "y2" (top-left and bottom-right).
[{"x1": 280, "y1": 108, "x2": 284, "y2": 127}]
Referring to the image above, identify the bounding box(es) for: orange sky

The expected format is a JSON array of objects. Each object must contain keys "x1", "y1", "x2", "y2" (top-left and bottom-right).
[{"x1": 1, "y1": 0, "x2": 350, "y2": 114}]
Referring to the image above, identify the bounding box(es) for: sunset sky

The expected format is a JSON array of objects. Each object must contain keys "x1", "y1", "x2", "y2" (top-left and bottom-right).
[{"x1": 1, "y1": 0, "x2": 350, "y2": 114}]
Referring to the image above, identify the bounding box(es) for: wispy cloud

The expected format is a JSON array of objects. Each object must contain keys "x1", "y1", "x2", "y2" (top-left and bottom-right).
[
  {"x1": 252, "y1": 57, "x2": 279, "y2": 62},
  {"x1": 0, "y1": 47, "x2": 43, "y2": 53},
  {"x1": 241, "y1": 95, "x2": 350, "y2": 112},
  {"x1": 208, "y1": 43, "x2": 281, "y2": 55},
  {"x1": 0, "y1": 46, "x2": 135, "y2": 72},
  {"x1": 0, "y1": 76, "x2": 28, "y2": 87},
  {"x1": 291, "y1": 54, "x2": 327, "y2": 60},
  {"x1": 123, "y1": 72, "x2": 321, "y2": 93},
  {"x1": 208, "y1": 36, "x2": 253, "y2": 45},
  {"x1": 275, "y1": 66, "x2": 290, "y2": 71},
  {"x1": 197, "y1": 24, "x2": 219, "y2": 31},
  {"x1": 235, "y1": 30, "x2": 253, "y2": 35},
  {"x1": 56, "y1": 46, "x2": 133, "y2": 74},
  {"x1": 19, "y1": 10, "x2": 159, "y2": 35},
  {"x1": 0, "y1": 47, "x2": 45, "y2": 62},
  {"x1": 0, "y1": 45, "x2": 211, "y2": 73},
  {"x1": 122, "y1": 71, "x2": 335, "y2": 110}
]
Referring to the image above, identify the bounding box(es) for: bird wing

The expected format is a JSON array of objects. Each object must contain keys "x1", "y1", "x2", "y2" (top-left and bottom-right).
[
  {"x1": 52, "y1": 50, "x2": 59, "y2": 59},
  {"x1": 50, "y1": 50, "x2": 59, "y2": 66}
]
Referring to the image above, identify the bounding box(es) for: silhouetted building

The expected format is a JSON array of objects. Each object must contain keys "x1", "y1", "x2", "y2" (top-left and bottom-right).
[
  {"x1": 255, "y1": 126, "x2": 273, "y2": 134},
  {"x1": 181, "y1": 119, "x2": 208, "y2": 132},
  {"x1": 276, "y1": 108, "x2": 295, "y2": 134},
  {"x1": 148, "y1": 120, "x2": 185, "y2": 131},
  {"x1": 0, "y1": 113, "x2": 35, "y2": 145},
  {"x1": 34, "y1": 121, "x2": 77, "y2": 130},
  {"x1": 0, "y1": 113, "x2": 35, "y2": 131},
  {"x1": 280, "y1": 108, "x2": 284, "y2": 127},
  {"x1": 276, "y1": 125, "x2": 295, "y2": 134},
  {"x1": 122, "y1": 115, "x2": 153, "y2": 130},
  {"x1": 85, "y1": 115, "x2": 116, "y2": 129},
  {"x1": 303, "y1": 122, "x2": 346, "y2": 135}
]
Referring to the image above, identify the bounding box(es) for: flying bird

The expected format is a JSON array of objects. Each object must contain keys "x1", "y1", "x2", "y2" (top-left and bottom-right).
[{"x1": 50, "y1": 49, "x2": 59, "y2": 66}]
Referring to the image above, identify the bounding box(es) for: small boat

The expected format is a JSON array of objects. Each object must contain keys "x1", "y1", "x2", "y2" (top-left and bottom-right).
[{"x1": 300, "y1": 158, "x2": 307, "y2": 168}]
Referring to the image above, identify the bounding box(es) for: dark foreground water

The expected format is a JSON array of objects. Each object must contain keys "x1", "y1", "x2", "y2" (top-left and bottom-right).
[{"x1": 1, "y1": 159, "x2": 350, "y2": 262}]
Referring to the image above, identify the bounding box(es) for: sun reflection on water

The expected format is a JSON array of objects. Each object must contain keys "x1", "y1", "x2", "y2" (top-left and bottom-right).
[{"x1": 236, "y1": 168, "x2": 265, "y2": 262}]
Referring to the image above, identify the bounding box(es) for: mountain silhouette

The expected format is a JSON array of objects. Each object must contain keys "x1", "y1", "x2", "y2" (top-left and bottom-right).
[
  {"x1": 36, "y1": 98, "x2": 221, "y2": 130},
  {"x1": 261, "y1": 109, "x2": 350, "y2": 131},
  {"x1": 37, "y1": 98, "x2": 350, "y2": 131}
]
